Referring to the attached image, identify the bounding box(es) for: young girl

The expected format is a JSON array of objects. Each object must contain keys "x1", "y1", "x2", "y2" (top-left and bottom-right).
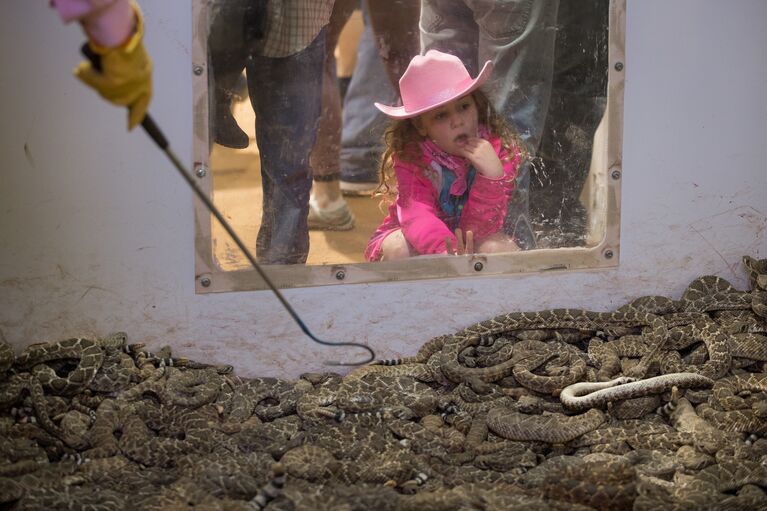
[{"x1": 364, "y1": 50, "x2": 526, "y2": 262}]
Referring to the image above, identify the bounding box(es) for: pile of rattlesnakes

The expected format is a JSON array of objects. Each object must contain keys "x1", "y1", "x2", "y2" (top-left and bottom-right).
[{"x1": 1, "y1": 255, "x2": 766, "y2": 510}]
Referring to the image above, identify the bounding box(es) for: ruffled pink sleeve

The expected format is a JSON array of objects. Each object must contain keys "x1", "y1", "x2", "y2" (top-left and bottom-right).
[{"x1": 458, "y1": 136, "x2": 520, "y2": 241}]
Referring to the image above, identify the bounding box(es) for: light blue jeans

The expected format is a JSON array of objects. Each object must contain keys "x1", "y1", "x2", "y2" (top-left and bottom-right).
[{"x1": 339, "y1": 9, "x2": 397, "y2": 185}]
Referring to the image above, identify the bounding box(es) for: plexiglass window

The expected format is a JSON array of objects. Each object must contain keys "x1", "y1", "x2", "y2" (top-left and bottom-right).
[{"x1": 191, "y1": 0, "x2": 625, "y2": 291}]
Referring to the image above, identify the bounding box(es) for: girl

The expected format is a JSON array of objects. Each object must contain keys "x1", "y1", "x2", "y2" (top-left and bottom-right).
[{"x1": 365, "y1": 50, "x2": 526, "y2": 261}]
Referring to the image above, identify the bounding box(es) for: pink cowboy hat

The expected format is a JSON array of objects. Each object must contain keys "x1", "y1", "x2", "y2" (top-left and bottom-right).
[{"x1": 375, "y1": 50, "x2": 493, "y2": 119}]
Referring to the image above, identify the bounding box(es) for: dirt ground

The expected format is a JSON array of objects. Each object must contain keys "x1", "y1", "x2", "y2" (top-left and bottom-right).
[{"x1": 210, "y1": 100, "x2": 382, "y2": 270}]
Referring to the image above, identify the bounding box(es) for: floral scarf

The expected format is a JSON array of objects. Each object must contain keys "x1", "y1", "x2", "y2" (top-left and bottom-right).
[{"x1": 420, "y1": 125, "x2": 491, "y2": 228}]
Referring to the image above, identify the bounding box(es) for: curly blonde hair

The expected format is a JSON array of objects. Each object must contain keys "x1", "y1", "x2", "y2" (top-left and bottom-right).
[{"x1": 373, "y1": 90, "x2": 527, "y2": 200}]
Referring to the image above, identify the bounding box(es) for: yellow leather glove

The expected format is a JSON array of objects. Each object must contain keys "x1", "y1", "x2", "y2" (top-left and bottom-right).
[{"x1": 74, "y1": 4, "x2": 152, "y2": 130}]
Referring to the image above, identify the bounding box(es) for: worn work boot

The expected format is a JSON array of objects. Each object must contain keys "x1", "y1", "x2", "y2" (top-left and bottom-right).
[{"x1": 212, "y1": 92, "x2": 249, "y2": 149}]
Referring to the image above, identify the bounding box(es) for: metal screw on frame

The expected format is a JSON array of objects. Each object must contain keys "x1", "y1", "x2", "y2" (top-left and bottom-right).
[
  {"x1": 604, "y1": 250, "x2": 614, "y2": 260},
  {"x1": 611, "y1": 169, "x2": 622, "y2": 180},
  {"x1": 195, "y1": 165, "x2": 207, "y2": 178},
  {"x1": 200, "y1": 277, "x2": 211, "y2": 287},
  {"x1": 193, "y1": 65, "x2": 204, "y2": 76},
  {"x1": 614, "y1": 61, "x2": 624, "y2": 71}
]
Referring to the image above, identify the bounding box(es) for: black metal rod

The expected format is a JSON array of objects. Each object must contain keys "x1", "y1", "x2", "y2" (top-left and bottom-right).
[
  {"x1": 159, "y1": 141, "x2": 374, "y2": 365},
  {"x1": 80, "y1": 44, "x2": 375, "y2": 366}
]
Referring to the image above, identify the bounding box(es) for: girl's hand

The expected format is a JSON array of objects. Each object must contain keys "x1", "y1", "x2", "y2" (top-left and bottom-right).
[
  {"x1": 456, "y1": 137, "x2": 503, "y2": 178},
  {"x1": 445, "y1": 228, "x2": 474, "y2": 255}
]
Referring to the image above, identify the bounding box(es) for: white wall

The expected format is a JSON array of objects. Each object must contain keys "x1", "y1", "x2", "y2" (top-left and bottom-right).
[{"x1": 1, "y1": 0, "x2": 765, "y2": 378}]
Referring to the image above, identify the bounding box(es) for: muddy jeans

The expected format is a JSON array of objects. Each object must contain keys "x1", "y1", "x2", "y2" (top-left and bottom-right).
[{"x1": 246, "y1": 28, "x2": 326, "y2": 264}]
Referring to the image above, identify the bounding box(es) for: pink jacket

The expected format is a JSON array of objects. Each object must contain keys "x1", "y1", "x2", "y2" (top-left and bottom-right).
[{"x1": 365, "y1": 132, "x2": 521, "y2": 261}]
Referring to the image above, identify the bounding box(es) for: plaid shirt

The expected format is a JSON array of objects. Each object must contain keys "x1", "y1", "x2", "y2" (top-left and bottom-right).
[{"x1": 258, "y1": 0, "x2": 334, "y2": 58}]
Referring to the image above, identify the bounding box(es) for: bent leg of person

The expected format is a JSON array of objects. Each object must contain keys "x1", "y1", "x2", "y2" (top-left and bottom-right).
[
  {"x1": 309, "y1": 0, "x2": 358, "y2": 230},
  {"x1": 207, "y1": 0, "x2": 262, "y2": 148},
  {"x1": 380, "y1": 229, "x2": 413, "y2": 261}
]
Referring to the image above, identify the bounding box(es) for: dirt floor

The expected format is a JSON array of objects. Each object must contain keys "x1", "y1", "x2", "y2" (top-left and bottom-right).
[{"x1": 210, "y1": 100, "x2": 383, "y2": 270}]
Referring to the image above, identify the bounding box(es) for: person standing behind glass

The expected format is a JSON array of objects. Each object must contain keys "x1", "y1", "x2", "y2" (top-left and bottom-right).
[{"x1": 244, "y1": 0, "x2": 334, "y2": 264}]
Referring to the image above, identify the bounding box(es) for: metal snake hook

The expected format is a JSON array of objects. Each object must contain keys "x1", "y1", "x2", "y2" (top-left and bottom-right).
[
  {"x1": 161, "y1": 143, "x2": 375, "y2": 367},
  {"x1": 81, "y1": 45, "x2": 375, "y2": 366}
]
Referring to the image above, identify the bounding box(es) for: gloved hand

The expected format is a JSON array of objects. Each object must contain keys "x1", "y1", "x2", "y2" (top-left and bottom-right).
[{"x1": 74, "y1": 4, "x2": 152, "y2": 130}]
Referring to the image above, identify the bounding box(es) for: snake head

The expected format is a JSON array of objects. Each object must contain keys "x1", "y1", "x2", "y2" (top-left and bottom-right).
[
  {"x1": 399, "y1": 480, "x2": 420, "y2": 495},
  {"x1": 384, "y1": 406, "x2": 415, "y2": 420}
]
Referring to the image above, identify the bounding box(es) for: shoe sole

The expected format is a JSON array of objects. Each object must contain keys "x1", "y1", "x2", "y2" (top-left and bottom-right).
[
  {"x1": 340, "y1": 181, "x2": 378, "y2": 196},
  {"x1": 308, "y1": 217, "x2": 355, "y2": 231}
]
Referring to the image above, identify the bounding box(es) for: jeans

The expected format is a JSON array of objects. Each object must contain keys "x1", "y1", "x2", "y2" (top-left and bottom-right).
[
  {"x1": 246, "y1": 28, "x2": 326, "y2": 264},
  {"x1": 339, "y1": 7, "x2": 398, "y2": 185}
]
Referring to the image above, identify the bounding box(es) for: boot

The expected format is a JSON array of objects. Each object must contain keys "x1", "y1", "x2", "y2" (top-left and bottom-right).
[{"x1": 212, "y1": 90, "x2": 249, "y2": 149}]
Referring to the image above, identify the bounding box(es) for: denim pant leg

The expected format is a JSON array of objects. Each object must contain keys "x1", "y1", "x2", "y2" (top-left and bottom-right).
[
  {"x1": 533, "y1": 0, "x2": 609, "y2": 246},
  {"x1": 420, "y1": 0, "x2": 479, "y2": 73},
  {"x1": 339, "y1": 6, "x2": 397, "y2": 184},
  {"x1": 472, "y1": 0, "x2": 557, "y2": 250},
  {"x1": 247, "y1": 30, "x2": 325, "y2": 264}
]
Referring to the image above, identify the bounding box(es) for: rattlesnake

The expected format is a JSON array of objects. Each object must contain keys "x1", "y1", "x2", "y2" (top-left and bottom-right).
[
  {"x1": 17, "y1": 336, "x2": 105, "y2": 395},
  {"x1": 560, "y1": 373, "x2": 714, "y2": 412},
  {"x1": 486, "y1": 407, "x2": 606, "y2": 443},
  {"x1": 438, "y1": 308, "x2": 672, "y2": 383},
  {"x1": 661, "y1": 393, "x2": 731, "y2": 454},
  {"x1": 659, "y1": 317, "x2": 732, "y2": 379}
]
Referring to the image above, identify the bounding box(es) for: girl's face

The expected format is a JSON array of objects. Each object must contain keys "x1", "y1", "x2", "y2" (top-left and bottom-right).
[{"x1": 414, "y1": 94, "x2": 479, "y2": 155}]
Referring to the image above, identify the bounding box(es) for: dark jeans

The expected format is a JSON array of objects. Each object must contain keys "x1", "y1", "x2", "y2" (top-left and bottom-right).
[
  {"x1": 246, "y1": 29, "x2": 326, "y2": 264},
  {"x1": 208, "y1": 0, "x2": 267, "y2": 120}
]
